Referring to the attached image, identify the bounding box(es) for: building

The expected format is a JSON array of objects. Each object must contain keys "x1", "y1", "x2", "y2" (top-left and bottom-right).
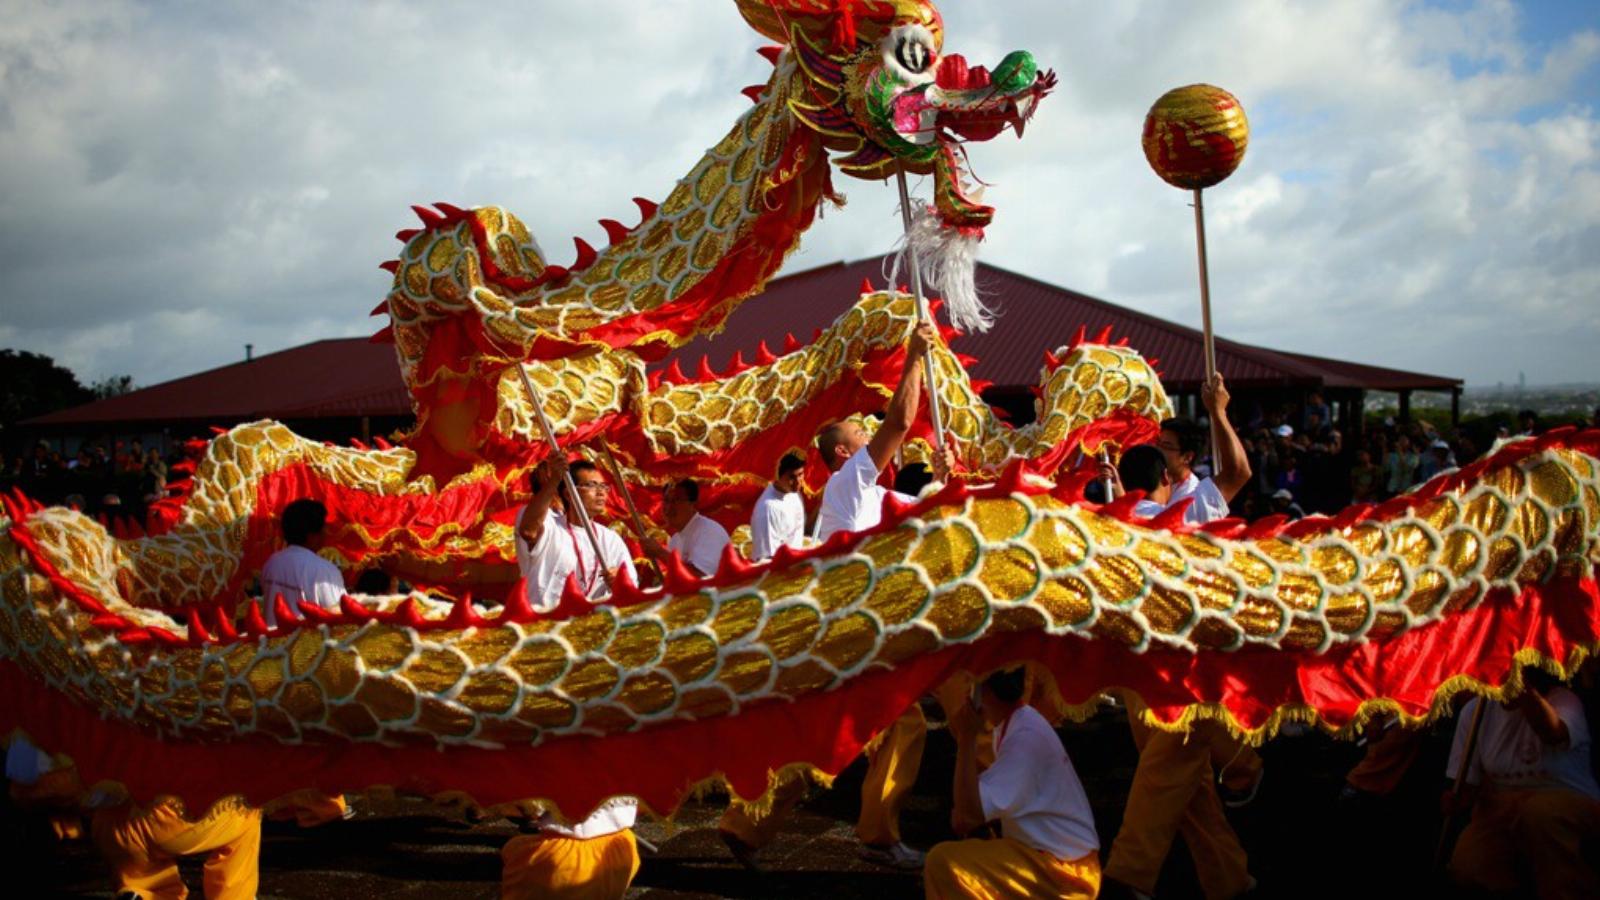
[
  {"x1": 669, "y1": 257, "x2": 1463, "y2": 432},
  {"x1": 20, "y1": 339, "x2": 412, "y2": 454},
  {"x1": 22, "y1": 258, "x2": 1460, "y2": 451}
]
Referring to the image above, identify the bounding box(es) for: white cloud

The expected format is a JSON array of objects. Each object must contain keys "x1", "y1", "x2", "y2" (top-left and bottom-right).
[{"x1": 0, "y1": 0, "x2": 1595, "y2": 390}]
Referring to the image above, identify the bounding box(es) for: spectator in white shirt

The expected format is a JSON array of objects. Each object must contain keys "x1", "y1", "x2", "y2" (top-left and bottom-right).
[
  {"x1": 259, "y1": 499, "x2": 346, "y2": 628},
  {"x1": 927, "y1": 666, "x2": 1101, "y2": 899},
  {"x1": 516, "y1": 457, "x2": 637, "y2": 611},
  {"x1": 1444, "y1": 668, "x2": 1600, "y2": 897},
  {"x1": 642, "y1": 478, "x2": 731, "y2": 577},
  {"x1": 749, "y1": 453, "x2": 807, "y2": 561}
]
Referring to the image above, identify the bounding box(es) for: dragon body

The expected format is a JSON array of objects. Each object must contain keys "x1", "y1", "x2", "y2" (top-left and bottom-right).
[{"x1": 3, "y1": 0, "x2": 1598, "y2": 827}]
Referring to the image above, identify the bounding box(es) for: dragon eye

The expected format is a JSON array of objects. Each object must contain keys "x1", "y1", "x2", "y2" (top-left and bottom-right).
[
  {"x1": 882, "y1": 24, "x2": 938, "y2": 83},
  {"x1": 895, "y1": 35, "x2": 931, "y2": 73}
]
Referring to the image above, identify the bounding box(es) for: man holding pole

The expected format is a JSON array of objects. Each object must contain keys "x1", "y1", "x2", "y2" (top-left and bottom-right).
[
  {"x1": 1103, "y1": 372, "x2": 1262, "y2": 900},
  {"x1": 506, "y1": 455, "x2": 643, "y2": 896},
  {"x1": 515, "y1": 457, "x2": 636, "y2": 611},
  {"x1": 814, "y1": 320, "x2": 958, "y2": 869},
  {"x1": 1443, "y1": 669, "x2": 1600, "y2": 898}
]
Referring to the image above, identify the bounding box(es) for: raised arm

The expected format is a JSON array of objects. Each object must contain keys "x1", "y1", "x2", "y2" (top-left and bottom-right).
[
  {"x1": 866, "y1": 322, "x2": 936, "y2": 472},
  {"x1": 1203, "y1": 373, "x2": 1251, "y2": 501},
  {"x1": 516, "y1": 456, "x2": 567, "y2": 547},
  {"x1": 1511, "y1": 685, "x2": 1572, "y2": 748}
]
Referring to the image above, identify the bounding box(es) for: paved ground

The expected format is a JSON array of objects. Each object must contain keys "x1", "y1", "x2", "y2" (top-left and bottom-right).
[{"x1": 8, "y1": 705, "x2": 1467, "y2": 898}]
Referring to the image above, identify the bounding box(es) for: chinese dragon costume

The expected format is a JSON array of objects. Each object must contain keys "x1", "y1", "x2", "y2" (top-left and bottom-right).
[{"x1": 2, "y1": 0, "x2": 1598, "y2": 832}]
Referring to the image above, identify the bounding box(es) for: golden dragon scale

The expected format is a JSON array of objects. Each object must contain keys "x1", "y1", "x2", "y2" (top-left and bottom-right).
[{"x1": 2, "y1": 0, "x2": 1598, "y2": 824}]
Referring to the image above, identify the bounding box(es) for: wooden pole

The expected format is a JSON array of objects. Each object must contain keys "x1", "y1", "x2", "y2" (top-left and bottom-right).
[
  {"x1": 1434, "y1": 697, "x2": 1488, "y2": 868},
  {"x1": 896, "y1": 168, "x2": 948, "y2": 452},
  {"x1": 1192, "y1": 188, "x2": 1217, "y2": 380},
  {"x1": 514, "y1": 364, "x2": 613, "y2": 593},
  {"x1": 596, "y1": 443, "x2": 650, "y2": 545}
]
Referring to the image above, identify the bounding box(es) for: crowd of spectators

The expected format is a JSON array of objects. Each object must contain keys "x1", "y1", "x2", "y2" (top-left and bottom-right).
[
  {"x1": 0, "y1": 439, "x2": 174, "y2": 520},
  {"x1": 1195, "y1": 394, "x2": 1600, "y2": 523}
]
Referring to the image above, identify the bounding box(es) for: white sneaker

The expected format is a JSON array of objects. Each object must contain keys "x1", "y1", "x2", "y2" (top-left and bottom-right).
[{"x1": 859, "y1": 841, "x2": 925, "y2": 870}]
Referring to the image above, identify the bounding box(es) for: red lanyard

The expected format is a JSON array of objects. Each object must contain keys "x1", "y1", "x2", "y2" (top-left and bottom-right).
[{"x1": 562, "y1": 517, "x2": 601, "y2": 596}]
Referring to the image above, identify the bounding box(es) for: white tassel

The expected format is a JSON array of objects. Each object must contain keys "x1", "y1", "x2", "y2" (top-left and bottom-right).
[{"x1": 889, "y1": 204, "x2": 992, "y2": 333}]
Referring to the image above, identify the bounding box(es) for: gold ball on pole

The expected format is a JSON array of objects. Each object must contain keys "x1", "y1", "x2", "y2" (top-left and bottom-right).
[{"x1": 1142, "y1": 84, "x2": 1249, "y2": 190}]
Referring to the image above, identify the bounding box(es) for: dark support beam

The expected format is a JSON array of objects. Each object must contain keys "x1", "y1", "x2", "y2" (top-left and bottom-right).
[
  {"x1": 1399, "y1": 389, "x2": 1412, "y2": 424},
  {"x1": 1451, "y1": 387, "x2": 1461, "y2": 429}
]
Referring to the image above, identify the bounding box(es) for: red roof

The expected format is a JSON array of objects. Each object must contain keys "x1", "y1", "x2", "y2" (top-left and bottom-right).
[
  {"x1": 28, "y1": 260, "x2": 1458, "y2": 429},
  {"x1": 669, "y1": 257, "x2": 1461, "y2": 393},
  {"x1": 26, "y1": 339, "x2": 411, "y2": 426}
]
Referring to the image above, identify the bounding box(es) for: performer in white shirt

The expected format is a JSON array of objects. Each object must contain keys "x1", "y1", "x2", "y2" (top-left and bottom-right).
[
  {"x1": 749, "y1": 453, "x2": 807, "y2": 561},
  {"x1": 259, "y1": 499, "x2": 346, "y2": 628},
  {"x1": 1103, "y1": 371, "x2": 1260, "y2": 900},
  {"x1": 1104, "y1": 445, "x2": 1172, "y2": 518},
  {"x1": 1098, "y1": 373, "x2": 1249, "y2": 526},
  {"x1": 815, "y1": 322, "x2": 951, "y2": 544},
  {"x1": 928, "y1": 666, "x2": 1101, "y2": 898},
  {"x1": 816, "y1": 321, "x2": 954, "y2": 870},
  {"x1": 643, "y1": 479, "x2": 731, "y2": 577},
  {"x1": 1443, "y1": 669, "x2": 1600, "y2": 897},
  {"x1": 507, "y1": 455, "x2": 643, "y2": 896},
  {"x1": 516, "y1": 457, "x2": 637, "y2": 611},
  {"x1": 1157, "y1": 373, "x2": 1250, "y2": 524}
]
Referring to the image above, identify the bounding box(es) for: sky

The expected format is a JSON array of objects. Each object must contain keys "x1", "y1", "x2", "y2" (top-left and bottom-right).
[{"x1": 0, "y1": 0, "x2": 1596, "y2": 390}]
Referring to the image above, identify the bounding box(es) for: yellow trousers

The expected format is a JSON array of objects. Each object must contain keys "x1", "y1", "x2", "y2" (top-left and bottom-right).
[
  {"x1": 264, "y1": 789, "x2": 348, "y2": 828},
  {"x1": 1105, "y1": 717, "x2": 1251, "y2": 899},
  {"x1": 925, "y1": 838, "x2": 1101, "y2": 899},
  {"x1": 91, "y1": 797, "x2": 262, "y2": 900},
  {"x1": 719, "y1": 775, "x2": 809, "y2": 850},
  {"x1": 1448, "y1": 787, "x2": 1600, "y2": 900},
  {"x1": 1344, "y1": 726, "x2": 1424, "y2": 796},
  {"x1": 10, "y1": 765, "x2": 84, "y2": 840},
  {"x1": 500, "y1": 828, "x2": 640, "y2": 900},
  {"x1": 859, "y1": 674, "x2": 1005, "y2": 848},
  {"x1": 858, "y1": 704, "x2": 929, "y2": 846}
]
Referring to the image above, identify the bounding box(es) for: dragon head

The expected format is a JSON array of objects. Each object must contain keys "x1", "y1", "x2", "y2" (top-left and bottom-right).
[{"x1": 739, "y1": 0, "x2": 1054, "y2": 231}]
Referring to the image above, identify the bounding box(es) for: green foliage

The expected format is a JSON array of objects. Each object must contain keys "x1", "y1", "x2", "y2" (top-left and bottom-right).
[
  {"x1": 91, "y1": 374, "x2": 137, "y2": 399},
  {"x1": 0, "y1": 349, "x2": 93, "y2": 430}
]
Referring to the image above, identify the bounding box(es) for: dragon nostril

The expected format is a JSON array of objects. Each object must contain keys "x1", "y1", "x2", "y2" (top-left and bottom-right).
[{"x1": 969, "y1": 65, "x2": 991, "y2": 88}]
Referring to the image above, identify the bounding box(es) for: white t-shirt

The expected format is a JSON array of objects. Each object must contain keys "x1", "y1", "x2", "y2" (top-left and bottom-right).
[
  {"x1": 979, "y1": 705, "x2": 1100, "y2": 861},
  {"x1": 749, "y1": 484, "x2": 805, "y2": 560},
  {"x1": 538, "y1": 796, "x2": 638, "y2": 839},
  {"x1": 1133, "y1": 498, "x2": 1166, "y2": 518},
  {"x1": 815, "y1": 446, "x2": 914, "y2": 543},
  {"x1": 1167, "y1": 472, "x2": 1230, "y2": 524},
  {"x1": 667, "y1": 512, "x2": 732, "y2": 577},
  {"x1": 515, "y1": 508, "x2": 637, "y2": 612},
  {"x1": 260, "y1": 545, "x2": 345, "y2": 628},
  {"x1": 1447, "y1": 690, "x2": 1600, "y2": 799}
]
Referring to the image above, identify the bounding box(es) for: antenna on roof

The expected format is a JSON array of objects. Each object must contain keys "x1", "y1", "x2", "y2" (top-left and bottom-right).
[{"x1": 245, "y1": 344, "x2": 253, "y2": 362}]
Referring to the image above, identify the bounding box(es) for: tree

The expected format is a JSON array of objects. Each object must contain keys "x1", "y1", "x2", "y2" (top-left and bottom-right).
[
  {"x1": 91, "y1": 374, "x2": 137, "y2": 399},
  {"x1": 0, "y1": 349, "x2": 94, "y2": 430}
]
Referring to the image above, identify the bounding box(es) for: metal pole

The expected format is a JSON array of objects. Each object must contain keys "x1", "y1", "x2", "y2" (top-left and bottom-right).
[
  {"x1": 514, "y1": 364, "x2": 613, "y2": 593},
  {"x1": 1099, "y1": 449, "x2": 1116, "y2": 503},
  {"x1": 1192, "y1": 188, "x2": 1217, "y2": 380},
  {"x1": 896, "y1": 168, "x2": 948, "y2": 452}
]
